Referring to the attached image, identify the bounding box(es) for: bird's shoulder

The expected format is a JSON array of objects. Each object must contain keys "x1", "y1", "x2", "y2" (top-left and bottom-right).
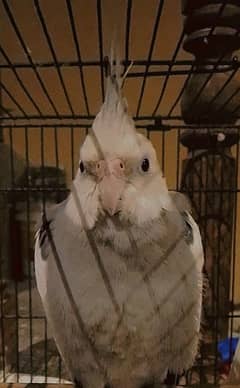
[
  {"x1": 35, "y1": 201, "x2": 66, "y2": 260},
  {"x1": 34, "y1": 200, "x2": 69, "y2": 300}
]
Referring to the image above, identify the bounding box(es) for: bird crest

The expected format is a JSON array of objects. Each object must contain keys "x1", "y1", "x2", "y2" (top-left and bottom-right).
[{"x1": 87, "y1": 46, "x2": 136, "y2": 158}]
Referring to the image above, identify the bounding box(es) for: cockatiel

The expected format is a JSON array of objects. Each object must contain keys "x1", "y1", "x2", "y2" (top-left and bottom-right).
[{"x1": 35, "y1": 55, "x2": 204, "y2": 388}]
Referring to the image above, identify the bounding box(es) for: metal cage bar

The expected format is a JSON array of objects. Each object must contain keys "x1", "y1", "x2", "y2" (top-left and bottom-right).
[{"x1": 0, "y1": 0, "x2": 240, "y2": 386}]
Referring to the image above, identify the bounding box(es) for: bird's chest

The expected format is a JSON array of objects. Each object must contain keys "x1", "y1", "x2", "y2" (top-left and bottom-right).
[
  {"x1": 47, "y1": 231, "x2": 200, "y2": 381},
  {"x1": 56, "y1": 239, "x2": 193, "y2": 346}
]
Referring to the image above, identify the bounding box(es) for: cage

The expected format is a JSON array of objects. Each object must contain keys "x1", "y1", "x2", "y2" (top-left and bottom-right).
[{"x1": 0, "y1": 0, "x2": 240, "y2": 387}]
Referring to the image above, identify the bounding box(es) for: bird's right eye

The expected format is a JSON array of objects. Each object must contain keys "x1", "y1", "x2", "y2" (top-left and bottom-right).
[
  {"x1": 141, "y1": 158, "x2": 150, "y2": 172},
  {"x1": 79, "y1": 160, "x2": 85, "y2": 173}
]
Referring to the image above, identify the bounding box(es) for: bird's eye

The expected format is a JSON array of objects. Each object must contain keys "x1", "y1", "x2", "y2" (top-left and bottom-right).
[
  {"x1": 79, "y1": 160, "x2": 85, "y2": 173},
  {"x1": 141, "y1": 158, "x2": 150, "y2": 172}
]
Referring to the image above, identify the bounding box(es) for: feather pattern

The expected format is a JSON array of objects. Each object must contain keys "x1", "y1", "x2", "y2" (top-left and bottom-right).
[
  {"x1": 81, "y1": 53, "x2": 137, "y2": 162},
  {"x1": 35, "y1": 47, "x2": 204, "y2": 388}
]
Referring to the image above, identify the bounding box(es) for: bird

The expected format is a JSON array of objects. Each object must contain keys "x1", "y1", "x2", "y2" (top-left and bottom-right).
[{"x1": 34, "y1": 52, "x2": 204, "y2": 388}]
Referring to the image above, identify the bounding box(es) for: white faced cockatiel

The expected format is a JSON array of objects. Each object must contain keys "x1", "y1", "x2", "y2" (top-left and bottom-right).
[{"x1": 35, "y1": 55, "x2": 204, "y2": 388}]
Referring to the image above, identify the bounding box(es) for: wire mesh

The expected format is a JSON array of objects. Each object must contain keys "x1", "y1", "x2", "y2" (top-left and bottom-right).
[{"x1": 0, "y1": 0, "x2": 240, "y2": 386}]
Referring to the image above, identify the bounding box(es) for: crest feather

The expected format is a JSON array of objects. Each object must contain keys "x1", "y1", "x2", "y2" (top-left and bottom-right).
[
  {"x1": 80, "y1": 45, "x2": 138, "y2": 161},
  {"x1": 92, "y1": 45, "x2": 135, "y2": 136}
]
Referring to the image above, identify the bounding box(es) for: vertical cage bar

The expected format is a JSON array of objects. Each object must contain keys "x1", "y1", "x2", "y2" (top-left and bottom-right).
[
  {"x1": 54, "y1": 126, "x2": 60, "y2": 204},
  {"x1": 125, "y1": 0, "x2": 132, "y2": 70},
  {"x1": 40, "y1": 125, "x2": 48, "y2": 382},
  {"x1": 58, "y1": 354, "x2": 62, "y2": 383},
  {"x1": 0, "y1": 47, "x2": 42, "y2": 116},
  {"x1": 66, "y1": 0, "x2": 90, "y2": 115},
  {"x1": 161, "y1": 131, "x2": 165, "y2": 176},
  {"x1": 214, "y1": 149, "x2": 222, "y2": 384},
  {"x1": 0, "y1": 81, "x2": 27, "y2": 117},
  {"x1": 71, "y1": 126, "x2": 74, "y2": 180},
  {"x1": 54, "y1": 126, "x2": 59, "y2": 172},
  {"x1": 230, "y1": 135, "x2": 240, "y2": 358},
  {"x1": 9, "y1": 126, "x2": 20, "y2": 382},
  {"x1": 0, "y1": 72, "x2": 6, "y2": 382},
  {"x1": 176, "y1": 129, "x2": 180, "y2": 191},
  {"x1": 152, "y1": 30, "x2": 185, "y2": 116},
  {"x1": 2, "y1": 0, "x2": 60, "y2": 116},
  {"x1": 0, "y1": 229, "x2": 6, "y2": 381},
  {"x1": 24, "y1": 126, "x2": 33, "y2": 382},
  {"x1": 97, "y1": 0, "x2": 104, "y2": 101},
  {"x1": 33, "y1": 0, "x2": 75, "y2": 115},
  {"x1": 40, "y1": 126, "x2": 46, "y2": 212},
  {"x1": 167, "y1": 67, "x2": 194, "y2": 117},
  {"x1": 136, "y1": 0, "x2": 164, "y2": 117},
  {"x1": 198, "y1": 142, "x2": 204, "y2": 382},
  {"x1": 44, "y1": 316, "x2": 48, "y2": 383}
]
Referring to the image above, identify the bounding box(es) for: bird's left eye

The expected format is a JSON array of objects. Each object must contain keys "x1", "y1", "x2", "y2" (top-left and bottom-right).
[
  {"x1": 141, "y1": 158, "x2": 150, "y2": 172},
  {"x1": 79, "y1": 160, "x2": 85, "y2": 173}
]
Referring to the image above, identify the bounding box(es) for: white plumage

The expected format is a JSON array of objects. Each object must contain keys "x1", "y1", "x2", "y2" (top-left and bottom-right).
[{"x1": 35, "y1": 54, "x2": 204, "y2": 388}]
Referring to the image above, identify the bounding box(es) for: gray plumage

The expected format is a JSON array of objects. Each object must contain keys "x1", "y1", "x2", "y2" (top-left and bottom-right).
[{"x1": 35, "y1": 55, "x2": 204, "y2": 388}]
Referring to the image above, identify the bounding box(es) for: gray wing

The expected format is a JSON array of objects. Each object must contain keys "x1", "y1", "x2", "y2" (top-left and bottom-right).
[
  {"x1": 34, "y1": 202, "x2": 64, "y2": 301},
  {"x1": 169, "y1": 191, "x2": 192, "y2": 213}
]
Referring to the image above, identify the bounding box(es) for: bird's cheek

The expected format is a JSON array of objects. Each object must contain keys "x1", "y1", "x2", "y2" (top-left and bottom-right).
[{"x1": 118, "y1": 186, "x2": 138, "y2": 222}]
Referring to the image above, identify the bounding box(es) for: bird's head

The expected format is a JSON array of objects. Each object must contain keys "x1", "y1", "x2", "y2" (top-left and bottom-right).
[{"x1": 72, "y1": 58, "x2": 172, "y2": 231}]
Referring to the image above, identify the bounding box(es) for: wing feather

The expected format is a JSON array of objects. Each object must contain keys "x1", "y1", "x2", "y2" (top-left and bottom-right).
[{"x1": 34, "y1": 203, "x2": 62, "y2": 300}]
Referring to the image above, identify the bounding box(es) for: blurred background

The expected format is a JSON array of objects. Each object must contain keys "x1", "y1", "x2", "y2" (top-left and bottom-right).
[{"x1": 0, "y1": 0, "x2": 240, "y2": 385}]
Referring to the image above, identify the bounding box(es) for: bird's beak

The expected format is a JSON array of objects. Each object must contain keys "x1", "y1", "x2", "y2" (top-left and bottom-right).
[
  {"x1": 97, "y1": 159, "x2": 125, "y2": 216},
  {"x1": 99, "y1": 176, "x2": 125, "y2": 216}
]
